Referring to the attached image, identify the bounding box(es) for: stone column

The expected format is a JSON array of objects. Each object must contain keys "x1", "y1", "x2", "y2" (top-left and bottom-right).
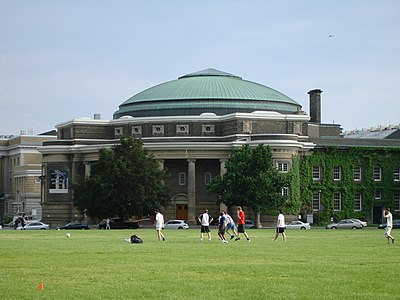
[
  {"x1": 219, "y1": 159, "x2": 228, "y2": 212},
  {"x1": 84, "y1": 162, "x2": 91, "y2": 178},
  {"x1": 187, "y1": 158, "x2": 196, "y2": 225}
]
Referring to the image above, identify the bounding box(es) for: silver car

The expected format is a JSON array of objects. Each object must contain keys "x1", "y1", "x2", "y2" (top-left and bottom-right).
[
  {"x1": 326, "y1": 219, "x2": 364, "y2": 229},
  {"x1": 17, "y1": 221, "x2": 50, "y2": 230},
  {"x1": 286, "y1": 221, "x2": 311, "y2": 230},
  {"x1": 163, "y1": 220, "x2": 189, "y2": 230}
]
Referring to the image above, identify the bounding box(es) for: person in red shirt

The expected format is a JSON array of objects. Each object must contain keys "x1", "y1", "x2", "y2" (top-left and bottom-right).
[{"x1": 235, "y1": 206, "x2": 250, "y2": 242}]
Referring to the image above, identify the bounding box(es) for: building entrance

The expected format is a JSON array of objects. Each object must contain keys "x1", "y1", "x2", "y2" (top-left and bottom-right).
[
  {"x1": 373, "y1": 206, "x2": 383, "y2": 224},
  {"x1": 176, "y1": 204, "x2": 188, "y2": 221}
]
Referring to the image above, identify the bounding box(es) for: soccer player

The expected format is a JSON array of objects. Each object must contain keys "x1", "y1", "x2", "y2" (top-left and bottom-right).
[
  {"x1": 218, "y1": 211, "x2": 228, "y2": 243},
  {"x1": 198, "y1": 209, "x2": 213, "y2": 241},
  {"x1": 273, "y1": 209, "x2": 286, "y2": 241},
  {"x1": 235, "y1": 206, "x2": 250, "y2": 242},
  {"x1": 224, "y1": 211, "x2": 238, "y2": 240},
  {"x1": 383, "y1": 208, "x2": 396, "y2": 244},
  {"x1": 155, "y1": 209, "x2": 165, "y2": 241}
]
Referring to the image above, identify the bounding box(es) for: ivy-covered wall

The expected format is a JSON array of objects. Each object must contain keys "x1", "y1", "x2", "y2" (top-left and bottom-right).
[{"x1": 298, "y1": 147, "x2": 400, "y2": 224}]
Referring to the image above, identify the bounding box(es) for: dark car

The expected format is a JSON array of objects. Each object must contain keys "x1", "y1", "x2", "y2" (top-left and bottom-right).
[
  {"x1": 98, "y1": 218, "x2": 139, "y2": 229},
  {"x1": 378, "y1": 219, "x2": 400, "y2": 229},
  {"x1": 57, "y1": 222, "x2": 90, "y2": 230}
]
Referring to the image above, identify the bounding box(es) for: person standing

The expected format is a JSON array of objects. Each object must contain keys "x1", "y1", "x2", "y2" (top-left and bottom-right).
[
  {"x1": 198, "y1": 209, "x2": 213, "y2": 241},
  {"x1": 155, "y1": 209, "x2": 165, "y2": 241},
  {"x1": 235, "y1": 206, "x2": 250, "y2": 242},
  {"x1": 218, "y1": 211, "x2": 228, "y2": 243},
  {"x1": 105, "y1": 218, "x2": 111, "y2": 230},
  {"x1": 383, "y1": 208, "x2": 396, "y2": 244},
  {"x1": 273, "y1": 209, "x2": 286, "y2": 241}
]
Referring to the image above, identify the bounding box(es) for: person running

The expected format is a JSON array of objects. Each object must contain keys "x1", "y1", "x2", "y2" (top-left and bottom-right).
[
  {"x1": 155, "y1": 209, "x2": 165, "y2": 241},
  {"x1": 198, "y1": 209, "x2": 213, "y2": 241},
  {"x1": 235, "y1": 206, "x2": 250, "y2": 242},
  {"x1": 273, "y1": 209, "x2": 287, "y2": 241},
  {"x1": 383, "y1": 207, "x2": 396, "y2": 244},
  {"x1": 218, "y1": 211, "x2": 228, "y2": 243},
  {"x1": 224, "y1": 211, "x2": 238, "y2": 240}
]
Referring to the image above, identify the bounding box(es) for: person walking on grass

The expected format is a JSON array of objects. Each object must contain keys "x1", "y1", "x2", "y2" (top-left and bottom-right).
[
  {"x1": 273, "y1": 209, "x2": 286, "y2": 241},
  {"x1": 218, "y1": 211, "x2": 228, "y2": 244},
  {"x1": 198, "y1": 209, "x2": 213, "y2": 241},
  {"x1": 235, "y1": 206, "x2": 250, "y2": 242},
  {"x1": 383, "y1": 207, "x2": 396, "y2": 244},
  {"x1": 155, "y1": 209, "x2": 165, "y2": 241}
]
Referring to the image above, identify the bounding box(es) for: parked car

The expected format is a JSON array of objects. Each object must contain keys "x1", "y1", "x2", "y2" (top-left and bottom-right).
[
  {"x1": 245, "y1": 220, "x2": 255, "y2": 229},
  {"x1": 378, "y1": 219, "x2": 400, "y2": 229},
  {"x1": 98, "y1": 218, "x2": 139, "y2": 229},
  {"x1": 17, "y1": 221, "x2": 49, "y2": 230},
  {"x1": 326, "y1": 219, "x2": 364, "y2": 229},
  {"x1": 163, "y1": 220, "x2": 189, "y2": 230},
  {"x1": 350, "y1": 219, "x2": 367, "y2": 227},
  {"x1": 286, "y1": 220, "x2": 311, "y2": 230},
  {"x1": 57, "y1": 222, "x2": 90, "y2": 230}
]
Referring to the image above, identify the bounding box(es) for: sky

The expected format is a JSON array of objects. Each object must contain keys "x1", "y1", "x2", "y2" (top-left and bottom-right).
[{"x1": 1, "y1": 0, "x2": 399, "y2": 135}]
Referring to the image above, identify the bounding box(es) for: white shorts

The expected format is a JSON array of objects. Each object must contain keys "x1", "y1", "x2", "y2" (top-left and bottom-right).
[
  {"x1": 156, "y1": 225, "x2": 163, "y2": 230},
  {"x1": 385, "y1": 226, "x2": 392, "y2": 238}
]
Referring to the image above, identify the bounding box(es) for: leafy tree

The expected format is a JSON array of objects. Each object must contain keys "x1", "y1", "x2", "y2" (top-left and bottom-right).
[
  {"x1": 74, "y1": 137, "x2": 169, "y2": 219},
  {"x1": 207, "y1": 144, "x2": 288, "y2": 227}
]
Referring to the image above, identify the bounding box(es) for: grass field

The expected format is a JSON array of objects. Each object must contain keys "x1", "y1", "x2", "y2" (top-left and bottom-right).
[{"x1": 0, "y1": 228, "x2": 399, "y2": 300}]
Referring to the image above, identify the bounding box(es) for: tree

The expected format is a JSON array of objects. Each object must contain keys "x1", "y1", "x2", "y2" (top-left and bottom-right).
[
  {"x1": 74, "y1": 137, "x2": 170, "y2": 219},
  {"x1": 207, "y1": 144, "x2": 288, "y2": 227}
]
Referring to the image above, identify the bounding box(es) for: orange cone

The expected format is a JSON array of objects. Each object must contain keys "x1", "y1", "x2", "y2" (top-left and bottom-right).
[{"x1": 37, "y1": 282, "x2": 44, "y2": 290}]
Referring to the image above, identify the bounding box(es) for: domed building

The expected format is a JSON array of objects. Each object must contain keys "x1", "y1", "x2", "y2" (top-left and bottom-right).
[{"x1": 39, "y1": 68, "x2": 400, "y2": 226}]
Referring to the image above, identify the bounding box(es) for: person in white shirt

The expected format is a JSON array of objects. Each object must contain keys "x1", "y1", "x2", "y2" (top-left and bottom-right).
[
  {"x1": 383, "y1": 208, "x2": 395, "y2": 244},
  {"x1": 155, "y1": 209, "x2": 165, "y2": 241},
  {"x1": 198, "y1": 209, "x2": 213, "y2": 241},
  {"x1": 273, "y1": 209, "x2": 286, "y2": 241},
  {"x1": 224, "y1": 212, "x2": 238, "y2": 240}
]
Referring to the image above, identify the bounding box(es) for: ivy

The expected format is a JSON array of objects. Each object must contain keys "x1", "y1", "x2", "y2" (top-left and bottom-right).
[{"x1": 299, "y1": 146, "x2": 400, "y2": 224}]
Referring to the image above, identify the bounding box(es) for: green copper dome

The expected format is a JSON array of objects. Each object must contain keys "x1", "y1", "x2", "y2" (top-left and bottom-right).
[{"x1": 113, "y1": 68, "x2": 301, "y2": 119}]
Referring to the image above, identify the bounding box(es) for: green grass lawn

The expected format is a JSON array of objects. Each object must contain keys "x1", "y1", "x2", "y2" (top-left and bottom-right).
[{"x1": 0, "y1": 228, "x2": 398, "y2": 300}]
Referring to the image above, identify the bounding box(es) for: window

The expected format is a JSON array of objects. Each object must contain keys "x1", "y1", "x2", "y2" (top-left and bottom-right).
[
  {"x1": 374, "y1": 190, "x2": 382, "y2": 200},
  {"x1": 176, "y1": 124, "x2": 189, "y2": 135},
  {"x1": 394, "y1": 193, "x2": 400, "y2": 211},
  {"x1": 202, "y1": 125, "x2": 215, "y2": 135},
  {"x1": 114, "y1": 127, "x2": 123, "y2": 138},
  {"x1": 312, "y1": 190, "x2": 321, "y2": 211},
  {"x1": 354, "y1": 193, "x2": 362, "y2": 211},
  {"x1": 312, "y1": 166, "x2": 321, "y2": 181},
  {"x1": 333, "y1": 192, "x2": 341, "y2": 211},
  {"x1": 353, "y1": 166, "x2": 362, "y2": 181},
  {"x1": 277, "y1": 162, "x2": 289, "y2": 173},
  {"x1": 178, "y1": 172, "x2": 186, "y2": 186},
  {"x1": 373, "y1": 166, "x2": 381, "y2": 181},
  {"x1": 131, "y1": 126, "x2": 142, "y2": 136},
  {"x1": 282, "y1": 187, "x2": 289, "y2": 197},
  {"x1": 204, "y1": 172, "x2": 212, "y2": 185},
  {"x1": 49, "y1": 169, "x2": 69, "y2": 194},
  {"x1": 152, "y1": 125, "x2": 164, "y2": 136},
  {"x1": 394, "y1": 168, "x2": 400, "y2": 181},
  {"x1": 333, "y1": 166, "x2": 341, "y2": 181}
]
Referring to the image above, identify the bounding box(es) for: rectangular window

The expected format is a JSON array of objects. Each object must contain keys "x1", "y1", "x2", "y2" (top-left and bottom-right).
[
  {"x1": 354, "y1": 193, "x2": 362, "y2": 211},
  {"x1": 204, "y1": 172, "x2": 212, "y2": 185},
  {"x1": 277, "y1": 162, "x2": 289, "y2": 173},
  {"x1": 312, "y1": 190, "x2": 321, "y2": 211},
  {"x1": 281, "y1": 187, "x2": 289, "y2": 197},
  {"x1": 333, "y1": 166, "x2": 341, "y2": 181},
  {"x1": 374, "y1": 190, "x2": 382, "y2": 200},
  {"x1": 178, "y1": 172, "x2": 186, "y2": 186},
  {"x1": 312, "y1": 166, "x2": 321, "y2": 181},
  {"x1": 333, "y1": 192, "x2": 341, "y2": 211},
  {"x1": 373, "y1": 166, "x2": 381, "y2": 181},
  {"x1": 353, "y1": 166, "x2": 362, "y2": 181},
  {"x1": 394, "y1": 168, "x2": 400, "y2": 181},
  {"x1": 394, "y1": 193, "x2": 400, "y2": 211}
]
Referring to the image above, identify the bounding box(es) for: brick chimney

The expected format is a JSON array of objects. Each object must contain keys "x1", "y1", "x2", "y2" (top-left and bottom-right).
[{"x1": 308, "y1": 89, "x2": 322, "y2": 123}]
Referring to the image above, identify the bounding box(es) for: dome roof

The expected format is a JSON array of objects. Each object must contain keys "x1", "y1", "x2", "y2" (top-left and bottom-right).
[{"x1": 113, "y1": 68, "x2": 302, "y2": 119}]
